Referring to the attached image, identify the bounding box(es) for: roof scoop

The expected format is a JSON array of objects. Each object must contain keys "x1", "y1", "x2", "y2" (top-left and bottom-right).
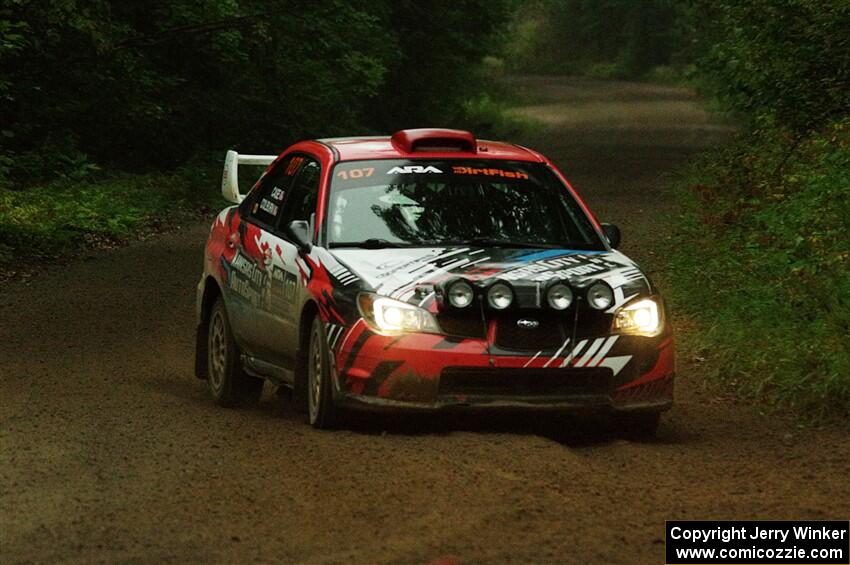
[{"x1": 390, "y1": 128, "x2": 476, "y2": 153}]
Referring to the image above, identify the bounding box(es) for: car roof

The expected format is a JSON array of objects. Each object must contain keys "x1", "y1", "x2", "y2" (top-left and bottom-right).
[{"x1": 316, "y1": 129, "x2": 546, "y2": 163}]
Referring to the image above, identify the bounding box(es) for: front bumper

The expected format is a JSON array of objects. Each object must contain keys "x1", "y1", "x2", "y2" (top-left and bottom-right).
[
  {"x1": 335, "y1": 390, "x2": 672, "y2": 414},
  {"x1": 329, "y1": 320, "x2": 675, "y2": 414}
]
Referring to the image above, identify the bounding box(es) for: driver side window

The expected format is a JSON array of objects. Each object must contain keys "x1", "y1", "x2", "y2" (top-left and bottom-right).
[
  {"x1": 245, "y1": 155, "x2": 304, "y2": 227},
  {"x1": 277, "y1": 159, "x2": 321, "y2": 232}
]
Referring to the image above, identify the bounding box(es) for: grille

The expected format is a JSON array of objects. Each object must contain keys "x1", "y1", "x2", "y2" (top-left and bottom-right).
[
  {"x1": 572, "y1": 302, "x2": 613, "y2": 340},
  {"x1": 493, "y1": 310, "x2": 565, "y2": 351},
  {"x1": 439, "y1": 367, "x2": 613, "y2": 396},
  {"x1": 436, "y1": 310, "x2": 487, "y2": 339}
]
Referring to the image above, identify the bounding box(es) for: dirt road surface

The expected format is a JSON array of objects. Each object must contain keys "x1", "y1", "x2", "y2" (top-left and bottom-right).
[{"x1": 1, "y1": 77, "x2": 847, "y2": 564}]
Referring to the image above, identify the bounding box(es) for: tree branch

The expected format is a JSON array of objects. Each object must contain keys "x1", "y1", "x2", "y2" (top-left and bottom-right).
[{"x1": 113, "y1": 12, "x2": 277, "y2": 50}]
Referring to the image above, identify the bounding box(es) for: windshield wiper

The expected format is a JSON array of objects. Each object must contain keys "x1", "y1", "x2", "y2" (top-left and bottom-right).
[
  {"x1": 330, "y1": 238, "x2": 565, "y2": 249},
  {"x1": 329, "y1": 238, "x2": 404, "y2": 249},
  {"x1": 453, "y1": 237, "x2": 561, "y2": 249}
]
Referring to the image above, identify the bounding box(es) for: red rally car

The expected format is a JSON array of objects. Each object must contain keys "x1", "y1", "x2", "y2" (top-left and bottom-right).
[{"x1": 195, "y1": 129, "x2": 674, "y2": 434}]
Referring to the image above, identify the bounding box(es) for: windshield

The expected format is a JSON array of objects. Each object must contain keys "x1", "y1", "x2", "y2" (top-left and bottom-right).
[{"x1": 326, "y1": 159, "x2": 603, "y2": 249}]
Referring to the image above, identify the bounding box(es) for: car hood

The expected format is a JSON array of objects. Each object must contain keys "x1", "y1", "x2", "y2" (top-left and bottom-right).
[{"x1": 329, "y1": 246, "x2": 651, "y2": 311}]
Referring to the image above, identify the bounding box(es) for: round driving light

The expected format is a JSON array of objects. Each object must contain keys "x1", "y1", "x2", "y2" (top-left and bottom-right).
[
  {"x1": 447, "y1": 280, "x2": 474, "y2": 308},
  {"x1": 546, "y1": 282, "x2": 573, "y2": 310},
  {"x1": 487, "y1": 282, "x2": 514, "y2": 310},
  {"x1": 587, "y1": 282, "x2": 614, "y2": 310}
]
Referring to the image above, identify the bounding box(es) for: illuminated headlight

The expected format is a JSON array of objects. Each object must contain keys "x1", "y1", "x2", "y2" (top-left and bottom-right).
[
  {"x1": 487, "y1": 282, "x2": 514, "y2": 310},
  {"x1": 587, "y1": 282, "x2": 614, "y2": 310},
  {"x1": 358, "y1": 293, "x2": 441, "y2": 334},
  {"x1": 614, "y1": 298, "x2": 662, "y2": 336},
  {"x1": 546, "y1": 282, "x2": 573, "y2": 310},
  {"x1": 447, "y1": 280, "x2": 474, "y2": 308}
]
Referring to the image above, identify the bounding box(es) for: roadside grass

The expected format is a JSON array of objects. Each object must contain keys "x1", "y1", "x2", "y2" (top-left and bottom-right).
[
  {"x1": 0, "y1": 158, "x2": 223, "y2": 273},
  {"x1": 668, "y1": 118, "x2": 850, "y2": 419},
  {"x1": 461, "y1": 93, "x2": 536, "y2": 140}
]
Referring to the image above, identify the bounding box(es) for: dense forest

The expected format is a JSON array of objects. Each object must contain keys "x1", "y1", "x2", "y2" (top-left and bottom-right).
[
  {"x1": 1, "y1": 0, "x2": 848, "y2": 415},
  {"x1": 0, "y1": 0, "x2": 513, "y2": 264},
  {"x1": 0, "y1": 1, "x2": 512, "y2": 173}
]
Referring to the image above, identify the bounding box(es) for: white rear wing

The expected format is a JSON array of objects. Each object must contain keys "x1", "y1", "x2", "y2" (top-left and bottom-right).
[{"x1": 222, "y1": 150, "x2": 276, "y2": 203}]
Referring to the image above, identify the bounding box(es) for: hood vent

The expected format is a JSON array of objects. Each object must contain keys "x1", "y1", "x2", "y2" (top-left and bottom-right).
[{"x1": 391, "y1": 128, "x2": 476, "y2": 153}]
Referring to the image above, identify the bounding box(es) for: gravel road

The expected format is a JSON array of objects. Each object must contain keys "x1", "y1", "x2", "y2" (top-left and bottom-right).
[{"x1": 1, "y1": 76, "x2": 847, "y2": 564}]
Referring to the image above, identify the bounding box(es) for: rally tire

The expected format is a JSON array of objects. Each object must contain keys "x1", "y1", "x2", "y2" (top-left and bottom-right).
[
  {"x1": 207, "y1": 298, "x2": 264, "y2": 407},
  {"x1": 615, "y1": 411, "x2": 661, "y2": 440},
  {"x1": 307, "y1": 317, "x2": 340, "y2": 429}
]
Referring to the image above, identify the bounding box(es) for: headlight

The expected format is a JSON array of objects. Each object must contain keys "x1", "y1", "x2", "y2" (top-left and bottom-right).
[
  {"x1": 587, "y1": 282, "x2": 614, "y2": 310},
  {"x1": 358, "y1": 293, "x2": 441, "y2": 334},
  {"x1": 447, "y1": 280, "x2": 474, "y2": 308},
  {"x1": 614, "y1": 297, "x2": 662, "y2": 336},
  {"x1": 546, "y1": 282, "x2": 573, "y2": 310},
  {"x1": 487, "y1": 282, "x2": 513, "y2": 309}
]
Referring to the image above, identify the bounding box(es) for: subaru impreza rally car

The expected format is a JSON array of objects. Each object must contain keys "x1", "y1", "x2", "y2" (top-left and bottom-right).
[{"x1": 195, "y1": 129, "x2": 674, "y2": 433}]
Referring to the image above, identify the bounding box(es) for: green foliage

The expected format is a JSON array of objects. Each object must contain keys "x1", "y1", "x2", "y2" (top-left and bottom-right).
[
  {"x1": 459, "y1": 96, "x2": 519, "y2": 139},
  {"x1": 0, "y1": 0, "x2": 513, "y2": 177},
  {"x1": 666, "y1": 0, "x2": 850, "y2": 418},
  {"x1": 585, "y1": 62, "x2": 630, "y2": 80},
  {"x1": 0, "y1": 1, "x2": 514, "y2": 266},
  {"x1": 506, "y1": 0, "x2": 683, "y2": 78},
  {"x1": 367, "y1": 0, "x2": 514, "y2": 130},
  {"x1": 0, "y1": 160, "x2": 221, "y2": 266},
  {"x1": 670, "y1": 119, "x2": 850, "y2": 417},
  {"x1": 691, "y1": 0, "x2": 850, "y2": 133},
  {"x1": 1, "y1": 1, "x2": 391, "y2": 170}
]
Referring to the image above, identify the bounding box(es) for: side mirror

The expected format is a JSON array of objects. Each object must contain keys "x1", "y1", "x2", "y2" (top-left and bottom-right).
[
  {"x1": 601, "y1": 223, "x2": 621, "y2": 249},
  {"x1": 287, "y1": 220, "x2": 313, "y2": 252}
]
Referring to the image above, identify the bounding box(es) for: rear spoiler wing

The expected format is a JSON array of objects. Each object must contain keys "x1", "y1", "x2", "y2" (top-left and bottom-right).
[{"x1": 222, "y1": 150, "x2": 276, "y2": 204}]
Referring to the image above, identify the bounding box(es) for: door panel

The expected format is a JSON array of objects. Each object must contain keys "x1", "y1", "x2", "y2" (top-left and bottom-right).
[
  {"x1": 232, "y1": 156, "x2": 322, "y2": 367},
  {"x1": 248, "y1": 231, "x2": 300, "y2": 367},
  {"x1": 224, "y1": 154, "x2": 304, "y2": 365}
]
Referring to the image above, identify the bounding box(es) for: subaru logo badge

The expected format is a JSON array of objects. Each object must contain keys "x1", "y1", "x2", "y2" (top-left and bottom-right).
[{"x1": 516, "y1": 318, "x2": 539, "y2": 329}]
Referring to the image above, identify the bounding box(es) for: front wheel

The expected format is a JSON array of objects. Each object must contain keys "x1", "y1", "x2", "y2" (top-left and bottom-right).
[
  {"x1": 307, "y1": 317, "x2": 340, "y2": 429},
  {"x1": 207, "y1": 298, "x2": 264, "y2": 407}
]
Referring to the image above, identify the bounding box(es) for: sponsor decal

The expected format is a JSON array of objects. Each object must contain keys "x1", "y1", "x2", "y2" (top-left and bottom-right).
[
  {"x1": 269, "y1": 268, "x2": 298, "y2": 312},
  {"x1": 387, "y1": 165, "x2": 443, "y2": 174},
  {"x1": 452, "y1": 166, "x2": 529, "y2": 179},
  {"x1": 500, "y1": 254, "x2": 622, "y2": 282},
  {"x1": 225, "y1": 250, "x2": 269, "y2": 307}
]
